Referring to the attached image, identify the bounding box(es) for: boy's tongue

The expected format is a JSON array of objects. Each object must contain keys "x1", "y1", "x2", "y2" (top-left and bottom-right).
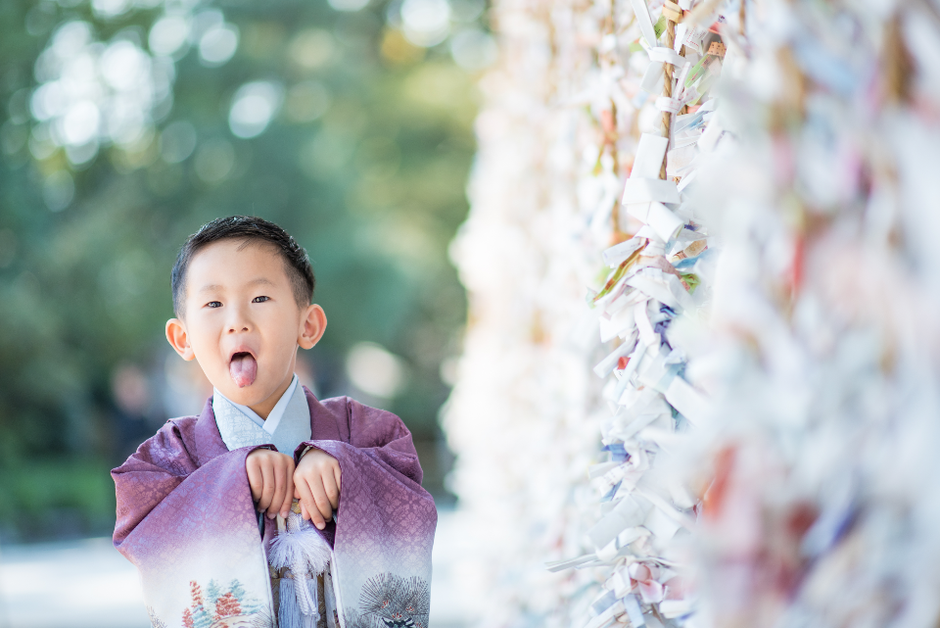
[{"x1": 230, "y1": 353, "x2": 257, "y2": 388}]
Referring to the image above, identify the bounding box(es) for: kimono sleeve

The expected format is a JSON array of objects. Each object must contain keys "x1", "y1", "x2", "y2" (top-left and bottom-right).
[
  {"x1": 111, "y1": 419, "x2": 276, "y2": 628},
  {"x1": 299, "y1": 398, "x2": 437, "y2": 628},
  {"x1": 308, "y1": 397, "x2": 423, "y2": 481}
]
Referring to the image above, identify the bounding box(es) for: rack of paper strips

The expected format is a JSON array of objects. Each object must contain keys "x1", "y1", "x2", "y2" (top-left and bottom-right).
[{"x1": 445, "y1": 0, "x2": 940, "y2": 626}]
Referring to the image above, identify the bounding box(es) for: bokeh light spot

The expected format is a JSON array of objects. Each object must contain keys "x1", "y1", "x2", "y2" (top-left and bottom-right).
[
  {"x1": 43, "y1": 170, "x2": 75, "y2": 212},
  {"x1": 28, "y1": 124, "x2": 56, "y2": 160},
  {"x1": 30, "y1": 19, "x2": 175, "y2": 164},
  {"x1": 65, "y1": 140, "x2": 99, "y2": 166},
  {"x1": 91, "y1": 0, "x2": 132, "y2": 18},
  {"x1": 449, "y1": 0, "x2": 485, "y2": 22},
  {"x1": 284, "y1": 81, "x2": 331, "y2": 123},
  {"x1": 380, "y1": 28, "x2": 426, "y2": 66},
  {"x1": 449, "y1": 29, "x2": 497, "y2": 70},
  {"x1": 60, "y1": 101, "x2": 101, "y2": 145},
  {"x1": 346, "y1": 342, "x2": 407, "y2": 399},
  {"x1": 328, "y1": 0, "x2": 371, "y2": 13},
  {"x1": 101, "y1": 41, "x2": 152, "y2": 91},
  {"x1": 228, "y1": 81, "x2": 283, "y2": 139},
  {"x1": 148, "y1": 15, "x2": 191, "y2": 57},
  {"x1": 400, "y1": 0, "x2": 451, "y2": 47},
  {"x1": 288, "y1": 29, "x2": 335, "y2": 70},
  {"x1": 198, "y1": 23, "x2": 238, "y2": 66}
]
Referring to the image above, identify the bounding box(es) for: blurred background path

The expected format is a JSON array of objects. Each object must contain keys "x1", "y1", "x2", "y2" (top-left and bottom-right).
[{"x1": 0, "y1": 507, "x2": 477, "y2": 628}]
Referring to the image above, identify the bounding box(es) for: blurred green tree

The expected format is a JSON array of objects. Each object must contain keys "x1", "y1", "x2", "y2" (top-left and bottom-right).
[{"x1": 0, "y1": 0, "x2": 480, "y2": 541}]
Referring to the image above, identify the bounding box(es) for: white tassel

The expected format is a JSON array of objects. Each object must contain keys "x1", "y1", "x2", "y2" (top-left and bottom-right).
[
  {"x1": 278, "y1": 577, "x2": 320, "y2": 628},
  {"x1": 303, "y1": 579, "x2": 319, "y2": 628},
  {"x1": 279, "y1": 578, "x2": 301, "y2": 628},
  {"x1": 269, "y1": 510, "x2": 332, "y2": 576},
  {"x1": 292, "y1": 558, "x2": 318, "y2": 618},
  {"x1": 270, "y1": 508, "x2": 331, "y2": 623}
]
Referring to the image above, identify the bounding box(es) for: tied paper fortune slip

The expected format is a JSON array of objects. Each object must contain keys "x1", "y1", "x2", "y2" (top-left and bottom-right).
[
  {"x1": 550, "y1": 1, "x2": 722, "y2": 625},
  {"x1": 440, "y1": 0, "x2": 728, "y2": 623}
]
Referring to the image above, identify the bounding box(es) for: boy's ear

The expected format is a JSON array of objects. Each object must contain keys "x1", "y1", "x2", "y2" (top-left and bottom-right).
[
  {"x1": 299, "y1": 304, "x2": 327, "y2": 350},
  {"x1": 166, "y1": 318, "x2": 196, "y2": 361}
]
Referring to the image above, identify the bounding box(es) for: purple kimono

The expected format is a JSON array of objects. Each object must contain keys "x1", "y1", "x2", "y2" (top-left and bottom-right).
[{"x1": 112, "y1": 389, "x2": 437, "y2": 628}]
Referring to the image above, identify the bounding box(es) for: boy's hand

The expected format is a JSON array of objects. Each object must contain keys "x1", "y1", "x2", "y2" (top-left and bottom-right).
[
  {"x1": 294, "y1": 449, "x2": 341, "y2": 530},
  {"x1": 245, "y1": 449, "x2": 295, "y2": 520}
]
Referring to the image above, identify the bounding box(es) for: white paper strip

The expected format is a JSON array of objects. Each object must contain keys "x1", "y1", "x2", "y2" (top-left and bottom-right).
[
  {"x1": 632, "y1": 134, "x2": 670, "y2": 180},
  {"x1": 648, "y1": 47, "x2": 686, "y2": 67},
  {"x1": 615, "y1": 342, "x2": 649, "y2": 400},
  {"x1": 622, "y1": 178, "x2": 681, "y2": 205},
  {"x1": 697, "y1": 118, "x2": 723, "y2": 153},
  {"x1": 655, "y1": 96, "x2": 683, "y2": 114},
  {"x1": 630, "y1": 0, "x2": 658, "y2": 48},
  {"x1": 583, "y1": 601, "x2": 625, "y2": 628},
  {"x1": 677, "y1": 169, "x2": 697, "y2": 192},
  {"x1": 664, "y1": 376, "x2": 707, "y2": 425},
  {"x1": 673, "y1": 62, "x2": 692, "y2": 98},
  {"x1": 664, "y1": 272, "x2": 696, "y2": 310},
  {"x1": 603, "y1": 236, "x2": 645, "y2": 266},
  {"x1": 545, "y1": 553, "x2": 598, "y2": 572},
  {"x1": 672, "y1": 132, "x2": 701, "y2": 149},
  {"x1": 624, "y1": 594, "x2": 646, "y2": 626},
  {"x1": 601, "y1": 306, "x2": 638, "y2": 342},
  {"x1": 681, "y1": 25, "x2": 708, "y2": 54},
  {"x1": 593, "y1": 337, "x2": 637, "y2": 378},
  {"x1": 660, "y1": 599, "x2": 694, "y2": 618},
  {"x1": 588, "y1": 496, "x2": 650, "y2": 548},
  {"x1": 673, "y1": 24, "x2": 686, "y2": 53},
  {"x1": 627, "y1": 269, "x2": 681, "y2": 310},
  {"x1": 634, "y1": 300, "x2": 658, "y2": 347},
  {"x1": 644, "y1": 503, "x2": 683, "y2": 539},
  {"x1": 641, "y1": 61, "x2": 665, "y2": 94},
  {"x1": 627, "y1": 202, "x2": 686, "y2": 242}
]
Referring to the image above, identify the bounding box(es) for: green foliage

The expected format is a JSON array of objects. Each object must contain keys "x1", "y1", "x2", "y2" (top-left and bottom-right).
[
  {"x1": 0, "y1": 0, "x2": 475, "y2": 539},
  {"x1": 0, "y1": 459, "x2": 116, "y2": 541}
]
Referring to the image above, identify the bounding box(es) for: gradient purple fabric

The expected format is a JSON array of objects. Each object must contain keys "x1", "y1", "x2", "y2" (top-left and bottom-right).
[{"x1": 113, "y1": 389, "x2": 437, "y2": 628}]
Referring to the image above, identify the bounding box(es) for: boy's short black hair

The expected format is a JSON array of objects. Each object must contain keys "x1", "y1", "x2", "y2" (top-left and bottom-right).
[{"x1": 171, "y1": 215, "x2": 315, "y2": 316}]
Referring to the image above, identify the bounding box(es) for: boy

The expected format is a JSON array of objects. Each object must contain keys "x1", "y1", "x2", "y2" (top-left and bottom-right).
[{"x1": 112, "y1": 216, "x2": 436, "y2": 628}]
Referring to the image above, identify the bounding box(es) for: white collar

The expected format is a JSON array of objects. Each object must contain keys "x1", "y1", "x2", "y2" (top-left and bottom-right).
[{"x1": 213, "y1": 374, "x2": 299, "y2": 436}]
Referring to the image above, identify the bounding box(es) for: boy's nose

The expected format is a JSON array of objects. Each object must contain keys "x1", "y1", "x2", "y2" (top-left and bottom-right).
[
  {"x1": 227, "y1": 318, "x2": 251, "y2": 333},
  {"x1": 226, "y1": 306, "x2": 252, "y2": 333}
]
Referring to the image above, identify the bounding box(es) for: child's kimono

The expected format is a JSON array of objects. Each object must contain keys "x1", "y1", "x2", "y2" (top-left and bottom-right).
[{"x1": 112, "y1": 387, "x2": 437, "y2": 628}]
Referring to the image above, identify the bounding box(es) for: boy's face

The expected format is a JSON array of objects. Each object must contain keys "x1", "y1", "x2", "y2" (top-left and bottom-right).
[{"x1": 165, "y1": 239, "x2": 326, "y2": 419}]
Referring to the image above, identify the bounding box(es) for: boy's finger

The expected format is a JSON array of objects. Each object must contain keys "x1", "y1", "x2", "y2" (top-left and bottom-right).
[
  {"x1": 333, "y1": 463, "x2": 341, "y2": 493},
  {"x1": 322, "y1": 473, "x2": 340, "y2": 511},
  {"x1": 258, "y1": 462, "x2": 275, "y2": 513},
  {"x1": 309, "y1": 478, "x2": 334, "y2": 524},
  {"x1": 279, "y1": 471, "x2": 295, "y2": 519},
  {"x1": 294, "y1": 478, "x2": 324, "y2": 529},
  {"x1": 268, "y1": 463, "x2": 287, "y2": 519},
  {"x1": 246, "y1": 459, "x2": 263, "y2": 503}
]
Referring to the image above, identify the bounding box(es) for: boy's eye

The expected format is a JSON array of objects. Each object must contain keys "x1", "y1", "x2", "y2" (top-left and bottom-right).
[
  {"x1": 252, "y1": 296, "x2": 270, "y2": 303},
  {"x1": 206, "y1": 301, "x2": 222, "y2": 308}
]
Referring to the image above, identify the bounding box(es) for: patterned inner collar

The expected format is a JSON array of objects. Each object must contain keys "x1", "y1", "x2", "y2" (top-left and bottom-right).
[{"x1": 212, "y1": 376, "x2": 312, "y2": 455}]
